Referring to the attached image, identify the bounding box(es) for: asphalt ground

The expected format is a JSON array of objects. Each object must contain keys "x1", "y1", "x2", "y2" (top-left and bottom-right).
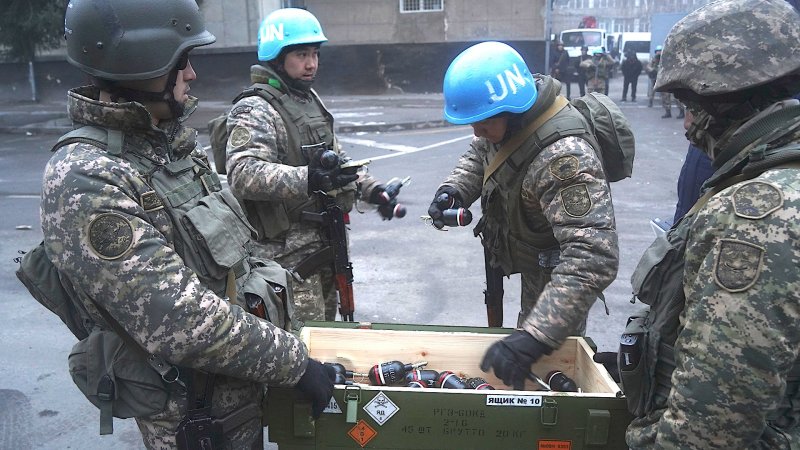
[{"x1": 0, "y1": 74, "x2": 687, "y2": 449}]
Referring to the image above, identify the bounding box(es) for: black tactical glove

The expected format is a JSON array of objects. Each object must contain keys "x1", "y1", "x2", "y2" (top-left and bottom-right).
[
  {"x1": 295, "y1": 358, "x2": 337, "y2": 419},
  {"x1": 480, "y1": 330, "x2": 553, "y2": 390},
  {"x1": 307, "y1": 148, "x2": 359, "y2": 195},
  {"x1": 592, "y1": 351, "x2": 621, "y2": 383},
  {"x1": 427, "y1": 186, "x2": 463, "y2": 229}
]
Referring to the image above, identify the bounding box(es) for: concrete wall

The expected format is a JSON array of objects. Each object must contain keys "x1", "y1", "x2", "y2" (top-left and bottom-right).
[
  {"x1": 0, "y1": 39, "x2": 546, "y2": 102},
  {"x1": 305, "y1": 0, "x2": 545, "y2": 45}
]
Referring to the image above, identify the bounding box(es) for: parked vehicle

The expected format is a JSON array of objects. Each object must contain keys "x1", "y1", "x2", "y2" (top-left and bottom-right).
[{"x1": 618, "y1": 32, "x2": 652, "y2": 65}]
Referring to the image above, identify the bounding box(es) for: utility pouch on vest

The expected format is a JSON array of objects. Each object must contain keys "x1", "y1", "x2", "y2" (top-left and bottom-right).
[
  {"x1": 15, "y1": 242, "x2": 91, "y2": 340},
  {"x1": 181, "y1": 189, "x2": 255, "y2": 282},
  {"x1": 617, "y1": 307, "x2": 651, "y2": 417},
  {"x1": 239, "y1": 256, "x2": 295, "y2": 331},
  {"x1": 68, "y1": 329, "x2": 171, "y2": 434}
]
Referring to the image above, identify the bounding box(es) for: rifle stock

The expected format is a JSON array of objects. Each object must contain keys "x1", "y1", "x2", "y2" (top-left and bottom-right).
[{"x1": 483, "y1": 248, "x2": 504, "y2": 327}]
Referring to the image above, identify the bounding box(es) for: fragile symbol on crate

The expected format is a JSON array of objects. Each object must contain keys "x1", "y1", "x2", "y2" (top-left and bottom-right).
[
  {"x1": 348, "y1": 419, "x2": 377, "y2": 448},
  {"x1": 363, "y1": 391, "x2": 399, "y2": 425}
]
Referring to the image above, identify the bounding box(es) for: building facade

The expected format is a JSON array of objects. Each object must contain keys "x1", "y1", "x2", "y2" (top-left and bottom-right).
[{"x1": 552, "y1": 0, "x2": 712, "y2": 34}]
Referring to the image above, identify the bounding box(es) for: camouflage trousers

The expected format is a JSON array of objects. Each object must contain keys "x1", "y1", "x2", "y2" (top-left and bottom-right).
[
  {"x1": 519, "y1": 268, "x2": 587, "y2": 335},
  {"x1": 275, "y1": 249, "x2": 339, "y2": 325},
  {"x1": 587, "y1": 78, "x2": 606, "y2": 94},
  {"x1": 626, "y1": 409, "x2": 800, "y2": 449},
  {"x1": 135, "y1": 380, "x2": 265, "y2": 449},
  {"x1": 661, "y1": 92, "x2": 685, "y2": 115}
]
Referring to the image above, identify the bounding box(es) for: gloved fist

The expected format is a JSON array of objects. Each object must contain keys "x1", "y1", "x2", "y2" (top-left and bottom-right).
[
  {"x1": 307, "y1": 148, "x2": 359, "y2": 195},
  {"x1": 480, "y1": 330, "x2": 553, "y2": 390},
  {"x1": 295, "y1": 358, "x2": 336, "y2": 419},
  {"x1": 427, "y1": 186, "x2": 462, "y2": 229},
  {"x1": 592, "y1": 351, "x2": 620, "y2": 383}
]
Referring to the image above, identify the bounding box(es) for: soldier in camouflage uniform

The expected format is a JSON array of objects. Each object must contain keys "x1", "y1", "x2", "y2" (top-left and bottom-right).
[
  {"x1": 224, "y1": 8, "x2": 404, "y2": 324},
  {"x1": 45, "y1": 1, "x2": 335, "y2": 448},
  {"x1": 617, "y1": 1, "x2": 800, "y2": 447},
  {"x1": 426, "y1": 41, "x2": 619, "y2": 390}
]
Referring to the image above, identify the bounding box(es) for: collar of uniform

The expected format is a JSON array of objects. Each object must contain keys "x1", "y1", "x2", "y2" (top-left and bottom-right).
[{"x1": 68, "y1": 86, "x2": 157, "y2": 132}]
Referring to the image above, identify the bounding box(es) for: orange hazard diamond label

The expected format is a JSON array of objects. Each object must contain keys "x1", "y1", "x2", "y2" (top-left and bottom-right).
[
  {"x1": 348, "y1": 419, "x2": 377, "y2": 448},
  {"x1": 538, "y1": 440, "x2": 572, "y2": 450}
]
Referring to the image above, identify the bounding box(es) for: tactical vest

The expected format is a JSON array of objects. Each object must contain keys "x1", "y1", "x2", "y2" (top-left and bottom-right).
[
  {"x1": 475, "y1": 103, "x2": 601, "y2": 276},
  {"x1": 232, "y1": 66, "x2": 354, "y2": 241},
  {"x1": 54, "y1": 125, "x2": 294, "y2": 328},
  {"x1": 623, "y1": 143, "x2": 800, "y2": 430}
]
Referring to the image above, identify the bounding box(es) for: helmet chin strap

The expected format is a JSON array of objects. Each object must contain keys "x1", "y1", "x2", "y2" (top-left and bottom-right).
[{"x1": 100, "y1": 65, "x2": 184, "y2": 119}]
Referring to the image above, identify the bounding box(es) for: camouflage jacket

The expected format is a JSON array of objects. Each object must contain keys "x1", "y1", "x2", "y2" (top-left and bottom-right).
[
  {"x1": 41, "y1": 87, "x2": 308, "y2": 433},
  {"x1": 439, "y1": 76, "x2": 619, "y2": 349},
  {"x1": 627, "y1": 101, "x2": 800, "y2": 449}
]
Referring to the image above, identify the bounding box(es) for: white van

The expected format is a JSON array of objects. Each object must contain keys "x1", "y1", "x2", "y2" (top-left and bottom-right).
[
  {"x1": 618, "y1": 32, "x2": 652, "y2": 65},
  {"x1": 559, "y1": 28, "x2": 607, "y2": 59}
]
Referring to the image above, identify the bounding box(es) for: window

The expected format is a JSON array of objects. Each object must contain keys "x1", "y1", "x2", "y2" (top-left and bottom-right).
[{"x1": 400, "y1": 0, "x2": 443, "y2": 13}]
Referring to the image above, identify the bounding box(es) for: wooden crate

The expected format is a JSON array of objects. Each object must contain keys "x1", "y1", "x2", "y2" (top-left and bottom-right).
[{"x1": 267, "y1": 324, "x2": 631, "y2": 450}]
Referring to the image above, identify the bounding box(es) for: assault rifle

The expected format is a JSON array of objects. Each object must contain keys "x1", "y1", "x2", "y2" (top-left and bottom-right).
[
  {"x1": 484, "y1": 247, "x2": 504, "y2": 327},
  {"x1": 298, "y1": 145, "x2": 366, "y2": 322}
]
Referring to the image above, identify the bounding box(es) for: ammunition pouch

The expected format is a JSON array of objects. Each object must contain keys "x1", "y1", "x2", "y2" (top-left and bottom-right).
[
  {"x1": 176, "y1": 188, "x2": 254, "y2": 295},
  {"x1": 238, "y1": 256, "x2": 295, "y2": 331},
  {"x1": 68, "y1": 329, "x2": 181, "y2": 435}
]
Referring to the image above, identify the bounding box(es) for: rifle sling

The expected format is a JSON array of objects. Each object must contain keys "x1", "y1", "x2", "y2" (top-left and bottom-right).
[{"x1": 483, "y1": 95, "x2": 569, "y2": 186}]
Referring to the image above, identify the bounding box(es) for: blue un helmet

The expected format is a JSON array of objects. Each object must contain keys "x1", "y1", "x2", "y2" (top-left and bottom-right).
[
  {"x1": 257, "y1": 8, "x2": 328, "y2": 61},
  {"x1": 443, "y1": 41, "x2": 537, "y2": 125}
]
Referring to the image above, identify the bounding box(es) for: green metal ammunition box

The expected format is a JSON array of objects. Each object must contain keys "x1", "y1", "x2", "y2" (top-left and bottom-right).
[{"x1": 267, "y1": 323, "x2": 631, "y2": 449}]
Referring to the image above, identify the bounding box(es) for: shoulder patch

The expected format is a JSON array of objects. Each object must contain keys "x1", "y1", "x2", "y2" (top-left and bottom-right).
[
  {"x1": 88, "y1": 213, "x2": 134, "y2": 260},
  {"x1": 560, "y1": 183, "x2": 592, "y2": 217},
  {"x1": 713, "y1": 239, "x2": 764, "y2": 292},
  {"x1": 229, "y1": 126, "x2": 252, "y2": 148},
  {"x1": 732, "y1": 181, "x2": 782, "y2": 219},
  {"x1": 230, "y1": 105, "x2": 253, "y2": 117},
  {"x1": 550, "y1": 155, "x2": 580, "y2": 180}
]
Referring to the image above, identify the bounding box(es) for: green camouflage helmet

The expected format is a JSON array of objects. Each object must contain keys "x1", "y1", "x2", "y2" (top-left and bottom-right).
[
  {"x1": 64, "y1": 0, "x2": 216, "y2": 81},
  {"x1": 655, "y1": 0, "x2": 800, "y2": 95}
]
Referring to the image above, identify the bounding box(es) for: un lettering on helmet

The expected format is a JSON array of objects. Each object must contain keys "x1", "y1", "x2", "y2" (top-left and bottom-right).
[{"x1": 487, "y1": 64, "x2": 529, "y2": 102}]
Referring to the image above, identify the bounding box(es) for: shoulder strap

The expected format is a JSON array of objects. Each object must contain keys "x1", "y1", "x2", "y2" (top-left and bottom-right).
[
  {"x1": 53, "y1": 125, "x2": 125, "y2": 156},
  {"x1": 483, "y1": 96, "x2": 569, "y2": 185},
  {"x1": 687, "y1": 160, "x2": 800, "y2": 217}
]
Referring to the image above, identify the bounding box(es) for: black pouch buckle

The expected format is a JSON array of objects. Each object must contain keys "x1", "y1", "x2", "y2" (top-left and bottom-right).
[{"x1": 175, "y1": 410, "x2": 224, "y2": 450}]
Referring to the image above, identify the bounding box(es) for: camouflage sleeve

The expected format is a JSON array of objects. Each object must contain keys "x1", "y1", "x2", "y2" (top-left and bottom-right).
[
  {"x1": 656, "y1": 172, "x2": 800, "y2": 447},
  {"x1": 225, "y1": 96, "x2": 310, "y2": 201},
  {"x1": 520, "y1": 136, "x2": 619, "y2": 348},
  {"x1": 41, "y1": 144, "x2": 308, "y2": 385},
  {"x1": 439, "y1": 137, "x2": 487, "y2": 206}
]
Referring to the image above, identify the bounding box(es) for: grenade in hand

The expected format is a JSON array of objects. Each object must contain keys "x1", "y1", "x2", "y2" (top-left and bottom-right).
[
  {"x1": 324, "y1": 362, "x2": 367, "y2": 385},
  {"x1": 435, "y1": 193, "x2": 472, "y2": 227},
  {"x1": 435, "y1": 371, "x2": 467, "y2": 389},
  {"x1": 546, "y1": 370, "x2": 578, "y2": 392},
  {"x1": 465, "y1": 377, "x2": 495, "y2": 390},
  {"x1": 368, "y1": 361, "x2": 428, "y2": 386},
  {"x1": 404, "y1": 369, "x2": 440, "y2": 388}
]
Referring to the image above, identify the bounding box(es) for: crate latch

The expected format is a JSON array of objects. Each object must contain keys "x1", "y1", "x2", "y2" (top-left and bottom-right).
[
  {"x1": 540, "y1": 397, "x2": 558, "y2": 426},
  {"x1": 585, "y1": 409, "x2": 610, "y2": 446},
  {"x1": 345, "y1": 385, "x2": 361, "y2": 424}
]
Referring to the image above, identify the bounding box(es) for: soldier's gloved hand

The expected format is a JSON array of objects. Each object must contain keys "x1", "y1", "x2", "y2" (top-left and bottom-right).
[
  {"x1": 308, "y1": 157, "x2": 358, "y2": 195},
  {"x1": 592, "y1": 352, "x2": 620, "y2": 383},
  {"x1": 480, "y1": 330, "x2": 553, "y2": 390},
  {"x1": 427, "y1": 186, "x2": 462, "y2": 229},
  {"x1": 295, "y1": 358, "x2": 336, "y2": 419}
]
